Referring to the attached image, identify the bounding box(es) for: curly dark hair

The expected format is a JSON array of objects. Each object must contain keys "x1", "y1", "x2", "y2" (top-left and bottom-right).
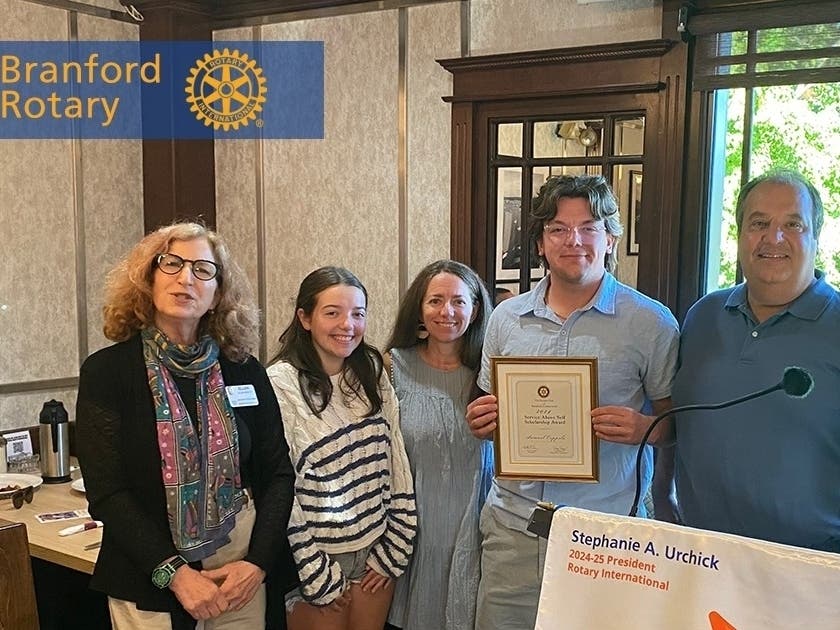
[{"x1": 528, "y1": 174, "x2": 624, "y2": 273}]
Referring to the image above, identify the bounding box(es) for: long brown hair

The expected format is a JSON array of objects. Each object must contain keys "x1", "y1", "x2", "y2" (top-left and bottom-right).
[
  {"x1": 271, "y1": 266, "x2": 383, "y2": 417},
  {"x1": 387, "y1": 260, "x2": 492, "y2": 372}
]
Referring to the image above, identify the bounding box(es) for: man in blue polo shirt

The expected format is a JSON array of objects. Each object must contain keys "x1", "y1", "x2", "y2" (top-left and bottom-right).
[
  {"x1": 671, "y1": 170, "x2": 840, "y2": 552},
  {"x1": 465, "y1": 174, "x2": 679, "y2": 630}
]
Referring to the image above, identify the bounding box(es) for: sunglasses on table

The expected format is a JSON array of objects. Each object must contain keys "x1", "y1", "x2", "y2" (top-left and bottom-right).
[{"x1": 3, "y1": 485, "x2": 34, "y2": 509}]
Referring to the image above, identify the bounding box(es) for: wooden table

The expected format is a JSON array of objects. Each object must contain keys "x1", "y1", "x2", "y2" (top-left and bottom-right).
[{"x1": 1, "y1": 480, "x2": 99, "y2": 574}]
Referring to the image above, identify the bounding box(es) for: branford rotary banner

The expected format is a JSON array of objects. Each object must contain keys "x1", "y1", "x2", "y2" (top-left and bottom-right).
[
  {"x1": 536, "y1": 507, "x2": 840, "y2": 629},
  {"x1": 0, "y1": 41, "x2": 323, "y2": 139}
]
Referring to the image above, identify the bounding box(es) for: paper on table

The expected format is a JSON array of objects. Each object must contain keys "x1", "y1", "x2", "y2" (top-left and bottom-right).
[{"x1": 35, "y1": 509, "x2": 90, "y2": 523}]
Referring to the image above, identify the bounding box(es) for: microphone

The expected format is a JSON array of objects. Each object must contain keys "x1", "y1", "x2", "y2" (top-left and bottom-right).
[
  {"x1": 628, "y1": 366, "x2": 813, "y2": 517},
  {"x1": 782, "y1": 366, "x2": 814, "y2": 397}
]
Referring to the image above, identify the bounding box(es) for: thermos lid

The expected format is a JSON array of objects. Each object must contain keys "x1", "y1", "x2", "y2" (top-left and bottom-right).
[{"x1": 39, "y1": 399, "x2": 68, "y2": 425}]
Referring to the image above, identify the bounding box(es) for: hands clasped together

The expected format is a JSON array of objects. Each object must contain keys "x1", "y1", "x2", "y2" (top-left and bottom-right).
[{"x1": 170, "y1": 560, "x2": 265, "y2": 621}]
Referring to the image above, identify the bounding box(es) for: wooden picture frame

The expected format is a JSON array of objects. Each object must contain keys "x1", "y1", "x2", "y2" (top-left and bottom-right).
[
  {"x1": 490, "y1": 356, "x2": 599, "y2": 481},
  {"x1": 627, "y1": 170, "x2": 642, "y2": 256}
]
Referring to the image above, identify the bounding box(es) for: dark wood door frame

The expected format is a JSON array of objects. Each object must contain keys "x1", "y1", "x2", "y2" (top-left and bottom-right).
[
  {"x1": 471, "y1": 95, "x2": 659, "y2": 292},
  {"x1": 439, "y1": 37, "x2": 689, "y2": 311}
]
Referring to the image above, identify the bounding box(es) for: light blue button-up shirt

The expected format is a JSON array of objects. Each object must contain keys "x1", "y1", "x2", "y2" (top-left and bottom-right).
[{"x1": 478, "y1": 273, "x2": 679, "y2": 532}]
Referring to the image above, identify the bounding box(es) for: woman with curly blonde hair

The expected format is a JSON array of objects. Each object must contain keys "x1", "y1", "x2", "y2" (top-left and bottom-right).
[
  {"x1": 102, "y1": 222, "x2": 259, "y2": 361},
  {"x1": 77, "y1": 222, "x2": 296, "y2": 630}
]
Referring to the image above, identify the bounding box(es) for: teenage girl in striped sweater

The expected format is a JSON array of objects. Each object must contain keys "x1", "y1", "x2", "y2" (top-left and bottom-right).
[{"x1": 267, "y1": 266, "x2": 417, "y2": 630}]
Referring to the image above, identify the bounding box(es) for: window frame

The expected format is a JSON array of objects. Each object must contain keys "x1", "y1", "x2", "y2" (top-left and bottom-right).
[{"x1": 676, "y1": 0, "x2": 840, "y2": 317}]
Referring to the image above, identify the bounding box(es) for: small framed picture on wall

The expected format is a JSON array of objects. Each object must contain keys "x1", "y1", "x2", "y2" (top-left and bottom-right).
[{"x1": 627, "y1": 170, "x2": 642, "y2": 256}]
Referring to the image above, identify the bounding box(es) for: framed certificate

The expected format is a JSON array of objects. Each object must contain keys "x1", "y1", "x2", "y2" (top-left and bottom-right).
[{"x1": 490, "y1": 356, "x2": 599, "y2": 481}]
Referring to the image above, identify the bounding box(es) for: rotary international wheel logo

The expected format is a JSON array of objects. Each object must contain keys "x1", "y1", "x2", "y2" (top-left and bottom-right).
[{"x1": 185, "y1": 48, "x2": 267, "y2": 131}]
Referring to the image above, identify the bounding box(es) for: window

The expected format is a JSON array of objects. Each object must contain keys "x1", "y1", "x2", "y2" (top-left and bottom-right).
[{"x1": 689, "y1": 3, "x2": 840, "y2": 294}]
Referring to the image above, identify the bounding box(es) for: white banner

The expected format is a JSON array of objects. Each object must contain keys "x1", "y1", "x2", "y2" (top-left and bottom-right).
[{"x1": 535, "y1": 507, "x2": 840, "y2": 629}]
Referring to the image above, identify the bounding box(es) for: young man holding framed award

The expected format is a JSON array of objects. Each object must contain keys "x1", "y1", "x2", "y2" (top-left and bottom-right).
[{"x1": 465, "y1": 174, "x2": 679, "y2": 630}]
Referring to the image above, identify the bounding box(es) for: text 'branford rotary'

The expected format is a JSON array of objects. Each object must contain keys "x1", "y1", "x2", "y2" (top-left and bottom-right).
[{"x1": 1, "y1": 53, "x2": 161, "y2": 128}]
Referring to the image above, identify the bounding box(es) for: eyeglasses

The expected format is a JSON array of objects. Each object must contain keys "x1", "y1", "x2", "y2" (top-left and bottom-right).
[
  {"x1": 4, "y1": 485, "x2": 34, "y2": 509},
  {"x1": 543, "y1": 223, "x2": 606, "y2": 241},
  {"x1": 155, "y1": 253, "x2": 221, "y2": 281}
]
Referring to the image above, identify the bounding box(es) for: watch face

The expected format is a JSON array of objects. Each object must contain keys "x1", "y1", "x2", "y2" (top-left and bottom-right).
[{"x1": 151, "y1": 566, "x2": 172, "y2": 589}]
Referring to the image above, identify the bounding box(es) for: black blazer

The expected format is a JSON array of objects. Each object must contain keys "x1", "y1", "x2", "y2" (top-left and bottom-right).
[{"x1": 76, "y1": 336, "x2": 296, "y2": 628}]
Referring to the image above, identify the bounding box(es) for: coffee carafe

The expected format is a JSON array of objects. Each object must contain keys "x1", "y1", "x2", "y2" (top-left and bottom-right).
[{"x1": 40, "y1": 399, "x2": 71, "y2": 483}]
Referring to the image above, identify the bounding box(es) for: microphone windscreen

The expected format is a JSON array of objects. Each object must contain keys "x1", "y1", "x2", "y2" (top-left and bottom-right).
[{"x1": 782, "y1": 367, "x2": 814, "y2": 398}]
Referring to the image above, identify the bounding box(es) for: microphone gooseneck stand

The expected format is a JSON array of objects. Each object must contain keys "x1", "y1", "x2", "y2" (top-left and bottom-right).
[{"x1": 628, "y1": 366, "x2": 813, "y2": 518}]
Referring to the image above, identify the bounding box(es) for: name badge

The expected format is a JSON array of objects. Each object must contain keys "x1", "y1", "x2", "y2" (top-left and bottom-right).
[{"x1": 226, "y1": 385, "x2": 259, "y2": 407}]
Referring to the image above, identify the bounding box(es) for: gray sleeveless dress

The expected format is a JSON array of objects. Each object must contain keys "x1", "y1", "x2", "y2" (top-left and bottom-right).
[{"x1": 387, "y1": 347, "x2": 493, "y2": 630}]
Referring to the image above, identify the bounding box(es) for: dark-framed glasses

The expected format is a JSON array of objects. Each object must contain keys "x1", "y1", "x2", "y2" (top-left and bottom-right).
[
  {"x1": 5, "y1": 485, "x2": 34, "y2": 509},
  {"x1": 155, "y1": 253, "x2": 221, "y2": 281}
]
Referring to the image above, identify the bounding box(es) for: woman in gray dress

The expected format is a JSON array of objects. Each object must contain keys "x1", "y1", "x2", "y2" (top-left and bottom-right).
[{"x1": 385, "y1": 260, "x2": 493, "y2": 630}]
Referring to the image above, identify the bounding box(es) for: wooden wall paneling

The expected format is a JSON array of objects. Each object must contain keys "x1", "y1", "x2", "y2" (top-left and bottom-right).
[
  {"x1": 449, "y1": 101, "x2": 474, "y2": 267},
  {"x1": 639, "y1": 53, "x2": 689, "y2": 313},
  {"x1": 637, "y1": 38, "x2": 690, "y2": 311},
  {"x1": 663, "y1": 0, "x2": 703, "y2": 319},
  {"x1": 135, "y1": 2, "x2": 217, "y2": 232},
  {"x1": 439, "y1": 42, "x2": 672, "y2": 103},
  {"x1": 676, "y1": 88, "x2": 712, "y2": 320}
]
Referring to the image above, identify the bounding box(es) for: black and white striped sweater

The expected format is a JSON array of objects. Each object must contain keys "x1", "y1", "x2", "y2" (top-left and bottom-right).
[{"x1": 268, "y1": 361, "x2": 418, "y2": 605}]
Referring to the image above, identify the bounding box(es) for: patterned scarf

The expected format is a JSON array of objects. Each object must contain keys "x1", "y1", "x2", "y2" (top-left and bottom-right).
[{"x1": 142, "y1": 327, "x2": 244, "y2": 562}]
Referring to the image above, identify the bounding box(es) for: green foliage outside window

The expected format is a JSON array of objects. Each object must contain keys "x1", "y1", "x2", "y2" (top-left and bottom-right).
[{"x1": 717, "y1": 82, "x2": 840, "y2": 288}]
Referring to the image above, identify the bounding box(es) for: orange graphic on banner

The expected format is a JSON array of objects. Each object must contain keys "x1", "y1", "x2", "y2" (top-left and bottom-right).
[{"x1": 709, "y1": 611, "x2": 737, "y2": 629}]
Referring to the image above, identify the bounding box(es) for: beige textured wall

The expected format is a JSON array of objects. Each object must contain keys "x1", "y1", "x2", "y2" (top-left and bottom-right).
[
  {"x1": 0, "y1": 0, "x2": 142, "y2": 430},
  {"x1": 0, "y1": 5, "x2": 77, "y2": 389},
  {"x1": 0, "y1": 389, "x2": 79, "y2": 431},
  {"x1": 78, "y1": 13, "x2": 145, "y2": 355},
  {"x1": 214, "y1": 27, "x2": 261, "y2": 296},
  {"x1": 261, "y1": 11, "x2": 399, "y2": 353},
  {"x1": 1, "y1": 2, "x2": 79, "y2": 433},
  {"x1": 471, "y1": 0, "x2": 661, "y2": 55},
  {"x1": 2, "y1": 0, "x2": 661, "y2": 431},
  {"x1": 406, "y1": 2, "x2": 461, "y2": 281},
  {"x1": 215, "y1": 5, "x2": 464, "y2": 356}
]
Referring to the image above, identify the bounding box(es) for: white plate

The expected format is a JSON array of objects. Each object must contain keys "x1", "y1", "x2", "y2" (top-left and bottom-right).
[
  {"x1": 71, "y1": 478, "x2": 86, "y2": 493},
  {"x1": 0, "y1": 473, "x2": 43, "y2": 497}
]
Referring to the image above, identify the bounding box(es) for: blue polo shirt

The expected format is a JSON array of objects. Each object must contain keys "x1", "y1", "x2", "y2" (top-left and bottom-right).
[
  {"x1": 478, "y1": 273, "x2": 679, "y2": 532},
  {"x1": 674, "y1": 272, "x2": 840, "y2": 551}
]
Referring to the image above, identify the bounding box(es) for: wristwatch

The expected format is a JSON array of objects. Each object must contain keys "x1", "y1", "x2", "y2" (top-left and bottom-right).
[{"x1": 151, "y1": 555, "x2": 187, "y2": 589}]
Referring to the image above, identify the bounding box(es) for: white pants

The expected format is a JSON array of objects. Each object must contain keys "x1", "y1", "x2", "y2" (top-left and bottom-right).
[{"x1": 109, "y1": 499, "x2": 265, "y2": 630}]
